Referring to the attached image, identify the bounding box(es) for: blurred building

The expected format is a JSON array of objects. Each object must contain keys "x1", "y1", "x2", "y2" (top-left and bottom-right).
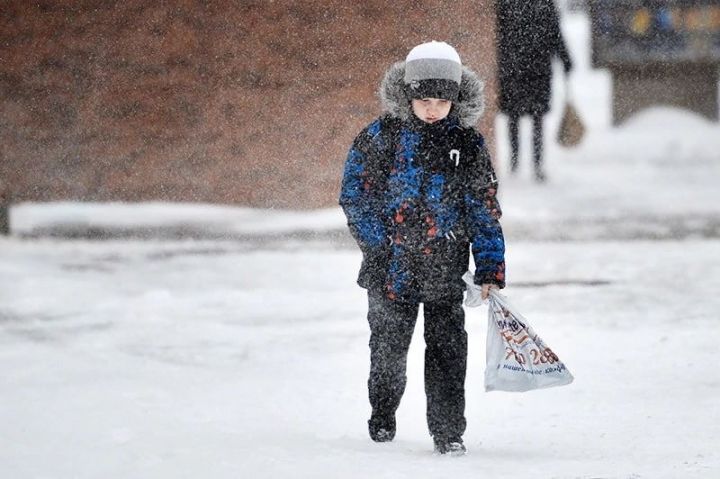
[
  {"x1": 0, "y1": 1, "x2": 496, "y2": 209},
  {"x1": 589, "y1": 0, "x2": 720, "y2": 124}
]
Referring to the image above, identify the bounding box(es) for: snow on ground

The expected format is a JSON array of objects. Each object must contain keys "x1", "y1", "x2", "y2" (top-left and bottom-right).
[
  {"x1": 2, "y1": 11, "x2": 720, "y2": 479},
  {"x1": 1, "y1": 239, "x2": 719, "y2": 478},
  {"x1": 9, "y1": 202, "x2": 345, "y2": 238}
]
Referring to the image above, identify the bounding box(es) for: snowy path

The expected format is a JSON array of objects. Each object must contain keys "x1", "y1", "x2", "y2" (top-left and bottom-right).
[{"x1": 1, "y1": 238, "x2": 719, "y2": 478}]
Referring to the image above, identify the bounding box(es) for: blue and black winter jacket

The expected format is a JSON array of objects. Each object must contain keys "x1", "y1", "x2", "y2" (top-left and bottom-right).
[{"x1": 339, "y1": 62, "x2": 505, "y2": 303}]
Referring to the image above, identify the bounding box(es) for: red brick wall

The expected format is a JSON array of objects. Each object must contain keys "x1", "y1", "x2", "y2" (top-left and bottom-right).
[{"x1": 0, "y1": 0, "x2": 496, "y2": 208}]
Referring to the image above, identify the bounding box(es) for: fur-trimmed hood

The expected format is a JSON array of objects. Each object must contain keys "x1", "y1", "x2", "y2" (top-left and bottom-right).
[{"x1": 378, "y1": 61, "x2": 485, "y2": 128}]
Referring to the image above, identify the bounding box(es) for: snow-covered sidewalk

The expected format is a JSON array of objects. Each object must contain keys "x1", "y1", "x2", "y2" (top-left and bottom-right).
[{"x1": 1, "y1": 238, "x2": 719, "y2": 478}]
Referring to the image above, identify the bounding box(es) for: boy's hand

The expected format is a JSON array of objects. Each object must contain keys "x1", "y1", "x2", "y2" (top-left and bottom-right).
[{"x1": 481, "y1": 284, "x2": 499, "y2": 300}]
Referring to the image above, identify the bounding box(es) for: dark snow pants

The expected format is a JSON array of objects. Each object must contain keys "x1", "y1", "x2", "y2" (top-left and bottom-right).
[{"x1": 367, "y1": 290, "x2": 467, "y2": 439}]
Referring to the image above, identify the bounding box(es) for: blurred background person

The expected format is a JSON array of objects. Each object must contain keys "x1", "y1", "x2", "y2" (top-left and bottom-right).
[{"x1": 495, "y1": 0, "x2": 573, "y2": 182}]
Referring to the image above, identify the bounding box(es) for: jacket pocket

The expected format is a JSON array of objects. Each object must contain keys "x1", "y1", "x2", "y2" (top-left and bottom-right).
[{"x1": 358, "y1": 245, "x2": 390, "y2": 289}]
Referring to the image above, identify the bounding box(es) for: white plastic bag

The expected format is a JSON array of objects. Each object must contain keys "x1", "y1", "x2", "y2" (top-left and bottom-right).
[
  {"x1": 462, "y1": 271, "x2": 484, "y2": 307},
  {"x1": 485, "y1": 290, "x2": 574, "y2": 392}
]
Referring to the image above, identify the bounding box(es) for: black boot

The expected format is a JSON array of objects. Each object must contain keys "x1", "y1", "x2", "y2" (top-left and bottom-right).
[
  {"x1": 433, "y1": 435, "x2": 467, "y2": 456},
  {"x1": 368, "y1": 413, "x2": 396, "y2": 442}
]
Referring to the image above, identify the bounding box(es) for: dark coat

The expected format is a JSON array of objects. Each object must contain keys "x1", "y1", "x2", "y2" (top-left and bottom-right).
[
  {"x1": 496, "y1": 0, "x2": 572, "y2": 116},
  {"x1": 339, "y1": 62, "x2": 506, "y2": 304}
]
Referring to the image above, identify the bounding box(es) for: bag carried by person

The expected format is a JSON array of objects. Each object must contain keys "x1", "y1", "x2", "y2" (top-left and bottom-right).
[
  {"x1": 462, "y1": 272, "x2": 574, "y2": 392},
  {"x1": 556, "y1": 74, "x2": 585, "y2": 148},
  {"x1": 485, "y1": 290, "x2": 574, "y2": 392},
  {"x1": 462, "y1": 271, "x2": 485, "y2": 307}
]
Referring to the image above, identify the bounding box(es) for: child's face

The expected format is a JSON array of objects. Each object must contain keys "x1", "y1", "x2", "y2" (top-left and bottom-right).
[{"x1": 411, "y1": 98, "x2": 452, "y2": 124}]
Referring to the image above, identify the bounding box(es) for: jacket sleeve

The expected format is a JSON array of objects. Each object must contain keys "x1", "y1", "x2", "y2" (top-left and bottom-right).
[
  {"x1": 338, "y1": 119, "x2": 388, "y2": 254},
  {"x1": 462, "y1": 135, "x2": 506, "y2": 288},
  {"x1": 549, "y1": 1, "x2": 572, "y2": 72}
]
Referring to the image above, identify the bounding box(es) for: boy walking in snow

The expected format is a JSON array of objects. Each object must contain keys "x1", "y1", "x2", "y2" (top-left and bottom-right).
[{"x1": 339, "y1": 41, "x2": 506, "y2": 455}]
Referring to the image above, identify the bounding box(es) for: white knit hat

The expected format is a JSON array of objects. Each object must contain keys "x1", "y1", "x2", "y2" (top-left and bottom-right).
[{"x1": 404, "y1": 41, "x2": 462, "y2": 100}]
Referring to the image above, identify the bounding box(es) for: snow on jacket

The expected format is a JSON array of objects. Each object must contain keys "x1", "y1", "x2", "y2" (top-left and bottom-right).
[{"x1": 339, "y1": 61, "x2": 505, "y2": 303}]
